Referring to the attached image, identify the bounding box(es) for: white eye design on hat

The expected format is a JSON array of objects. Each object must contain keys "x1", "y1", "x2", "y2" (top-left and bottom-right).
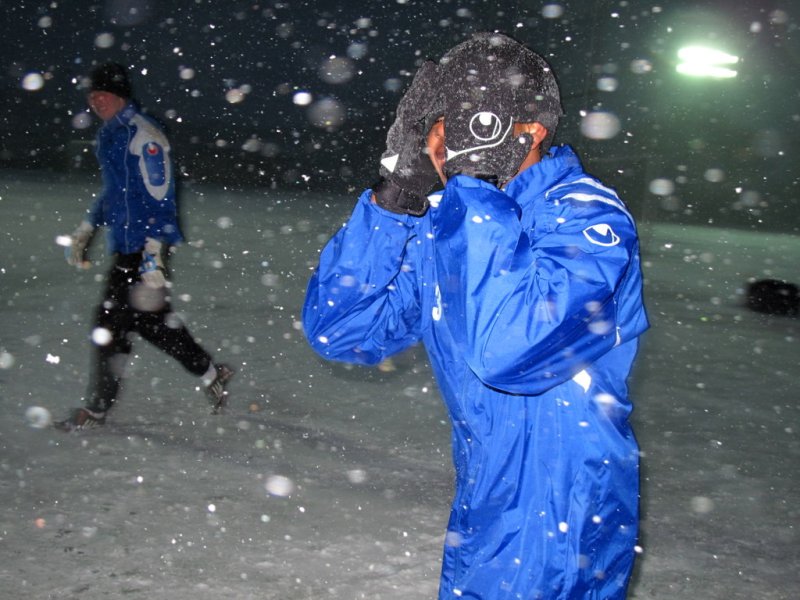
[
  {"x1": 445, "y1": 114, "x2": 516, "y2": 161},
  {"x1": 470, "y1": 111, "x2": 503, "y2": 141}
]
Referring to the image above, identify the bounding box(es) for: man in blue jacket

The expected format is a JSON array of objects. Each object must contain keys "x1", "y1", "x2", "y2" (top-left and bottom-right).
[
  {"x1": 56, "y1": 63, "x2": 232, "y2": 431},
  {"x1": 303, "y1": 33, "x2": 649, "y2": 599}
]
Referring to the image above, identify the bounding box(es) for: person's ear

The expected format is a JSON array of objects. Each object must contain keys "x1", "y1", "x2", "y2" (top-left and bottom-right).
[{"x1": 516, "y1": 122, "x2": 548, "y2": 150}]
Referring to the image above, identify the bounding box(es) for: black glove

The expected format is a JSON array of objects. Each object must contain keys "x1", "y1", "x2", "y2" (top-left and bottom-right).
[
  {"x1": 373, "y1": 61, "x2": 443, "y2": 216},
  {"x1": 439, "y1": 33, "x2": 541, "y2": 185}
]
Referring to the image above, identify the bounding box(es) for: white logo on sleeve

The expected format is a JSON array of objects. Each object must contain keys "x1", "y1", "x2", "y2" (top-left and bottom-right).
[
  {"x1": 129, "y1": 114, "x2": 172, "y2": 201},
  {"x1": 582, "y1": 223, "x2": 620, "y2": 247},
  {"x1": 432, "y1": 284, "x2": 442, "y2": 321}
]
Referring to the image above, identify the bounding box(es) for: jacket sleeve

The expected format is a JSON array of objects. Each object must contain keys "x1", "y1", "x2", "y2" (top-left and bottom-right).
[
  {"x1": 302, "y1": 190, "x2": 424, "y2": 365},
  {"x1": 431, "y1": 175, "x2": 644, "y2": 395},
  {"x1": 84, "y1": 131, "x2": 112, "y2": 228}
]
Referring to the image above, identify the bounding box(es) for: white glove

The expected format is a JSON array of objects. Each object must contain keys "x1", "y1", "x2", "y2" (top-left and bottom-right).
[
  {"x1": 139, "y1": 238, "x2": 167, "y2": 288},
  {"x1": 67, "y1": 221, "x2": 95, "y2": 268}
]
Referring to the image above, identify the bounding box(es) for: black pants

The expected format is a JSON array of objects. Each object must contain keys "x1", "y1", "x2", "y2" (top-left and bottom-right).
[{"x1": 86, "y1": 252, "x2": 212, "y2": 412}]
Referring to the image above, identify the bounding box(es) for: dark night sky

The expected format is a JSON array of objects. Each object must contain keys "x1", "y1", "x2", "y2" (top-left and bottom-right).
[{"x1": 1, "y1": 0, "x2": 798, "y2": 230}]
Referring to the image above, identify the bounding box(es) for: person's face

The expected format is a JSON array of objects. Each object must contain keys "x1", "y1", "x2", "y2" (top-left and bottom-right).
[
  {"x1": 425, "y1": 118, "x2": 447, "y2": 185},
  {"x1": 426, "y1": 119, "x2": 548, "y2": 186},
  {"x1": 87, "y1": 91, "x2": 126, "y2": 122}
]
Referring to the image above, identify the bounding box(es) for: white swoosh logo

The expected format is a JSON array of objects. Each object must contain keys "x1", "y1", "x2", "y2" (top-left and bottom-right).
[{"x1": 583, "y1": 224, "x2": 620, "y2": 247}]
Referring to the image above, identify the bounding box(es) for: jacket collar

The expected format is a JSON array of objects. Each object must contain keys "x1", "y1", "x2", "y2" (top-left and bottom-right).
[
  {"x1": 104, "y1": 102, "x2": 138, "y2": 130},
  {"x1": 504, "y1": 145, "x2": 583, "y2": 208}
]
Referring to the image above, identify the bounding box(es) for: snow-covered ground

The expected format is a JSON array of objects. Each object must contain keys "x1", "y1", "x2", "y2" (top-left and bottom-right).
[{"x1": 0, "y1": 173, "x2": 797, "y2": 599}]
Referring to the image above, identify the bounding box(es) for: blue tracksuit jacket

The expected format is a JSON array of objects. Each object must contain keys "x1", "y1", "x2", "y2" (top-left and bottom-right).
[
  {"x1": 86, "y1": 103, "x2": 182, "y2": 254},
  {"x1": 303, "y1": 145, "x2": 649, "y2": 599}
]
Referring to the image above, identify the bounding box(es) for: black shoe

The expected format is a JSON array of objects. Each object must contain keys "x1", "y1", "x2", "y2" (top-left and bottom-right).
[
  {"x1": 54, "y1": 407, "x2": 106, "y2": 432},
  {"x1": 205, "y1": 364, "x2": 234, "y2": 414}
]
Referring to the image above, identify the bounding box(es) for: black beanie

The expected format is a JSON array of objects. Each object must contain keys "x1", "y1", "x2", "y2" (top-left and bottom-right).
[
  {"x1": 89, "y1": 63, "x2": 132, "y2": 99},
  {"x1": 438, "y1": 33, "x2": 563, "y2": 151}
]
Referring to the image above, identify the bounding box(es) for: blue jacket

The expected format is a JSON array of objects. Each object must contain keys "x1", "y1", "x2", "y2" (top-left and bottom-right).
[
  {"x1": 303, "y1": 146, "x2": 649, "y2": 599},
  {"x1": 86, "y1": 103, "x2": 182, "y2": 254}
]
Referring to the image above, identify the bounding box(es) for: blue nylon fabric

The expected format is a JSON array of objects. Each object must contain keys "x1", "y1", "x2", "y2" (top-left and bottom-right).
[
  {"x1": 303, "y1": 145, "x2": 649, "y2": 599},
  {"x1": 87, "y1": 103, "x2": 182, "y2": 254}
]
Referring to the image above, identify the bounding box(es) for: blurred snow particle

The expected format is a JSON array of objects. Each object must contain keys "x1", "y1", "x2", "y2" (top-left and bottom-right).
[
  {"x1": 265, "y1": 474, "x2": 295, "y2": 497},
  {"x1": 208, "y1": 503, "x2": 216, "y2": 513},
  {"x1": 38, "y1": 15, "x2": 53, "y2": 28},
  {"x1": 130, "y1": 284, "x2": 166, "y2": 312},
  {"x1": 753, "y1": 129, "x2": 782, "y2": 158},
  {"x1": 25, "y1": 406, "x2": 52, "y2": 429},
  {"x1": 24, "y1": 334, "x2": 42, "y2": 347},
  {"x1": 580, "y1": 111, "x2": 621, "y2": 140},
  {"x1": 94, "y1": 32, "x2": 115, "y2": 49},
  {"x1": 55, "y1": 234, "x2": 72, "y2": 248},
  {"x1": 105, "y1": 0, "x2": 152, "y2": 26},
  {"x1": 165, "y1": 312, "x2": 183, "y2": 329},
  {"x1": 179, "y1": 67, "x2": 196, "y2": 80},
  {"x1": 542, "y1": 4, "x2": 565, "y2": 19},
  {"x1": 71, "y1": 112, "x2": 93, "y2": 130},
  {"x1": 347, "y1": 42, "x2": 368, "y2": 60},
  {"x1": 21, "y1": 72, "x2": 45, "y2": 91},
  {"x1": 225, "y1": 88, "x2": 247, "y2": 104},
  {"x1": 261, "y1": 273, "x2": 280, "y2": 287},
  {"x1": 588, "y1": 320, "x2": 613, "y2": 335},
  {"x1": 738, "y1": 190, "x2": 761, "y2": 208},
  {"x1": 659, "y1": 196, "x2": 682, "y2": 212},
  {"x1": 276, "y1": 22, "x2": 294, "y2": 39},
  {"x1": 594, "y1": 393, "x2": 617, "y2": 407},
  {"x1": 293, "y1": 91, "x2": 313, "y2": 106},
  {"x1": 241, "y1": 137, "x2": 262, "y2": 153},
  {"x1": 92, "y1": 327, "x2": 113, "y2": 346},
  {"x1": 383, "y1": 78, "x2": 403, "y2": 93},
  {"x1": 690, "y1": 496, "x2": 715, "y2": 514},
  {"x1": 630, "y1": 59, "x2": 653, "y2": 74},
  {"x1": 750, "y1": 21, "x2": 763, "y2": 34},
  {"x1": 648, "y1": 178, "x2": 675, "y2": 196},
  {"x1": 0, "y1": 350, "x2": 14, "y2": 369},
  {"x1": 597, "y1": 77, "x2": 618, "y2": 92},
  {"x1": 307, "y1": 97, "x2": 345, "y2": 130},
  {"x1": 216, "y1": 216, "x2": 233, "y2": 229},
  {"x1": 347, "y1": 469, "x2": 367, "y2": 484},
  {"x1": 318, "y1": 56, "x2": 355, "y2": 85},
  {"x1": 769, "y1": 10, "x2": 789, "y2": 25},
  {"x1": 703, "y1": 168, "x2": 725, "y2": 183}
]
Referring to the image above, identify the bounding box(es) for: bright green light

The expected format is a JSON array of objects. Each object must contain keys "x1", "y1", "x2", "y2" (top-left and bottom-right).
[
  {"x1": 676, "y1": 63, "x2": 738, "y2": 78},
  {"x1": 676, "y1": 45, "x2": 738, "y2": 79}
]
